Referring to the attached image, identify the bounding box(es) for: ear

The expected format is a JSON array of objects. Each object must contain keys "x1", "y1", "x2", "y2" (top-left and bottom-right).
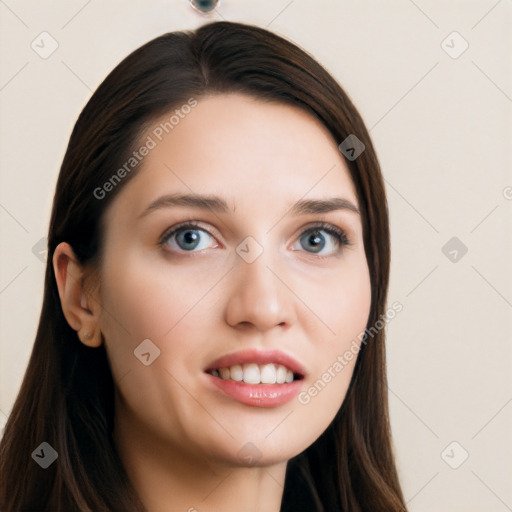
[{"x1": 52, "y1": 242, "x2": 103, "y2": 347}]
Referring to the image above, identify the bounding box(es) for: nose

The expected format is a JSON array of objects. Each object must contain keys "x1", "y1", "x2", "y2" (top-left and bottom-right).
[{"x1": 224, "y1": 251, "x2": 295, "y2": 332}]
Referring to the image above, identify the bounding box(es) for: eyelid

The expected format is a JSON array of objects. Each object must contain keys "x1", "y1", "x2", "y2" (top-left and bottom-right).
[
  {"x1": 158, "y1": 221, "x2": 221, "y2": 249},
  {"x1": 296, "y1": 221, "x2": 350, "y2": 246},
  {"x1": 289, "y1": 221, "x2": 351, "y2": 259}
]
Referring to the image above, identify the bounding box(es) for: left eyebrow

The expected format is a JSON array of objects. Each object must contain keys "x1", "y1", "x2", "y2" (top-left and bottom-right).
[{"x1": 289, "y1": 197, "x2": 360, "y2": 215}]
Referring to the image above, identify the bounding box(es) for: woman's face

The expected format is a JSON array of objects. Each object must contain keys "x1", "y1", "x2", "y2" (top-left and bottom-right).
[{"x1": 97, "y1": 93, "x2": 371, "y2": 466}]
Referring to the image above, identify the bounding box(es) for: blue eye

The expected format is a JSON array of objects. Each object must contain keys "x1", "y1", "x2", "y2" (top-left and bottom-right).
[
  {"x1": 160, "y1": 223, "x2": 217, "y2": 252},
  {"x1": 159, "y1": 221, "x2": 349, "y2": 257},
  {"x1": 293, "y1": 223, "x2": 349, "y2": 256}
]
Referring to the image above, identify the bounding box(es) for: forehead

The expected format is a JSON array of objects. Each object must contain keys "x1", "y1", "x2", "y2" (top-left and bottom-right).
[{"x1": 107, "y1": 93, "x2": 358, "y2": 219}]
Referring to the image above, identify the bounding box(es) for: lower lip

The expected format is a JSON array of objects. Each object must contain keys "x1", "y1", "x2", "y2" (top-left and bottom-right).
[{"x1": 205, "y1": 373, "x2": 303, "y2": 408}]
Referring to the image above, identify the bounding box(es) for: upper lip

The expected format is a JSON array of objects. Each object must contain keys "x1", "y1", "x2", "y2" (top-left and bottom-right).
[{"x1": 205, "y1": 349, "x2": 307, "y2": 378}]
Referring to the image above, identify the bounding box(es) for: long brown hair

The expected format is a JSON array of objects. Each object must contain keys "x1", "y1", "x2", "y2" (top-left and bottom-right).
[{"x1": 0, "y1": 21, "x2": 406, "y2": 512}]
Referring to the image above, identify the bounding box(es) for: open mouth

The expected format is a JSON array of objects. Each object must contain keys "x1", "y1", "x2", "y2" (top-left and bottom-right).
[{"x1": 206, "y1": 363, "x2": 304, "y2": 384}]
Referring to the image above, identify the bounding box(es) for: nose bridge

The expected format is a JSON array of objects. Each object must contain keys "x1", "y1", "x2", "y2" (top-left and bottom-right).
[{"x1": 224, "y1": 241, "x2": 293, "y2": 330}]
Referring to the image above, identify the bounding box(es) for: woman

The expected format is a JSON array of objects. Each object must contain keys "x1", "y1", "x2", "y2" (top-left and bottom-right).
[{"x1": 0, "y1": 21, "x2": 407, "y2": 512}]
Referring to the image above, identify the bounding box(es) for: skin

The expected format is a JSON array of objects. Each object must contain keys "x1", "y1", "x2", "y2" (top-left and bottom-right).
[{"x1": 53, "y1": 93, "x2": 372, "y2": 512}]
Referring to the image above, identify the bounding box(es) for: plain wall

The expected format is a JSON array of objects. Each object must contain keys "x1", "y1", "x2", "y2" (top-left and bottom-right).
[{"x1": 0, "y1": 1, "x2": 511, "y2": 510}]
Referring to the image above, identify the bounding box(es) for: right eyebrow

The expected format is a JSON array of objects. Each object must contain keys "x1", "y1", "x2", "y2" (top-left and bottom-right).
[{"x1": 138, "y1": 193, "x2": 230, "y2": 219}]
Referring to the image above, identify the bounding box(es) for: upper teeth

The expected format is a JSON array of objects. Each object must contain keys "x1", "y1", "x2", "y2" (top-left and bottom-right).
[{"x1": 210, "y1": 363, "x2": 295, "y2": 384}]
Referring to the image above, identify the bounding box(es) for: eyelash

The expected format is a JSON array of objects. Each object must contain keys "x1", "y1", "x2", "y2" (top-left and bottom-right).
[
  {"x1": 301, "y1": 221, "x2": 350, "y2": 249},
  {"x1": 158, "y1": 221, "x2": 351, "y2": 257}
]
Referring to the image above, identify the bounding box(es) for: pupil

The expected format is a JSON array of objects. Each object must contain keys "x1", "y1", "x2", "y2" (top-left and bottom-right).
[
  {"x1": 180, "y1": 230, "x2": 199, "y2": 249},
  {"x1": 303, "y1": 230, "x2": 324, "y2": 253}
]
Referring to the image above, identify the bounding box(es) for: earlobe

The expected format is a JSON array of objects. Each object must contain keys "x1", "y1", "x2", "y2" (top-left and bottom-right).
[
  {"x1": 52, "y1": 242, "x2": 103, "y2": 347},
  {"x1": 77, "y1": 328, "x2": 102, "y2": 347}
]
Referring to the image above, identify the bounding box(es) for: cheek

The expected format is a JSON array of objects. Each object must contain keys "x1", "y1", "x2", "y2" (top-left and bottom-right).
[
  {"x1": 98, "y1": 249, "x2": 222, "y2": 377},
  {"x1": 295, "y1": 255, "x2": 371, "y2": 426},
  {"x1": 301, "y1": 252, "x2": 372, "y2": 343},
  {"x1": 96, "y1": 250, "x2": 226, "y2": 445}
]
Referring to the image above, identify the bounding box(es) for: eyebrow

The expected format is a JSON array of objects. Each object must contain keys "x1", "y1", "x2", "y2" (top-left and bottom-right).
[{"x1": 138, "y1": 193, "x2": 359, "y2": 219}]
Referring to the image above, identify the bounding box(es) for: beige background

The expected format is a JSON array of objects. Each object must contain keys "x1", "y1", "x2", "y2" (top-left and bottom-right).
[{"x1": 1, "y1": 1, "x2": 511, "y2": 510}]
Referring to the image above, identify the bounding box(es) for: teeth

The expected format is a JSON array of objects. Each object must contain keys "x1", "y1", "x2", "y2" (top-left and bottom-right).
[
  {"x1": 243, "y1": 363, "x2": 260, "y2": 384},
  {"x1": 260, "y1": 363, "x2": 277, "y2": 384},
  {"x1": 230, "y1": 364, "x2": 243, "y2": 382},
  {"x1": 211, "y1": 363, "x2": 297, "y2": 384},
  {"x1": 276, "y1": 365, "x2": 287, "y2": 384}
]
